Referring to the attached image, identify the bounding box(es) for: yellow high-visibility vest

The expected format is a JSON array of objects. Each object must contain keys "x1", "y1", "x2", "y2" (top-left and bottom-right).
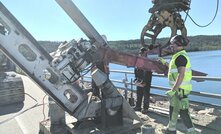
[{"x1": 168, "y1": 50, "x2": 192, "y2": 95}]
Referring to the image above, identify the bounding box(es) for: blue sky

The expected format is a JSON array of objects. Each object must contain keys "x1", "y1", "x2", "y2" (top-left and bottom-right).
[{"x1": 1, "y1": 0, "x2": 220, "y2": 41}]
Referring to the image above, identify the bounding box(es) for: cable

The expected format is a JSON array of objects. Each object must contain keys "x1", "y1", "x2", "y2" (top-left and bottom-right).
[
  {"x1": 185, "y1": 0, "x2": 219, "y2": 27},
  {"x1": 40, "y1": 94, "x2": 50, "y2": 125},
  {"x1": 0, "y1": 93, "x2": 40, "y2": 125},
  {"x1": 184, "y1": 0, "x2": 191, "y2": 22},
  {"x1": 41, "y1": 94, "x2": 47, "y2": 122},
  {"x1": 25, "y1": 93, "x2": 38, "y2": 102},
  {"x1": 81, "y1": 63, "x2": 93, "y2": 76}
]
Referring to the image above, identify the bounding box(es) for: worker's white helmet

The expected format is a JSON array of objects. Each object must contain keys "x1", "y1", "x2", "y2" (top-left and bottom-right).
[{"x1": 170, "y1": 35, "x2": 189, "y2": 46}]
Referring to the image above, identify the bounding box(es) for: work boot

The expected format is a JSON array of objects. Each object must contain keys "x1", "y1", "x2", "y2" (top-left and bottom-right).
[
  {"x1": 162, "y1": 128, "x2": 176, "y2": 134},
  {"x1": 133, "y1": 106, "x2": 141, "y2": 111},
  {"x1": 187, "y1": 127, "x2": 196, "y2": 134},
  {"x1": 141, "y1": 108, "x2": 149, "y2": 114}
]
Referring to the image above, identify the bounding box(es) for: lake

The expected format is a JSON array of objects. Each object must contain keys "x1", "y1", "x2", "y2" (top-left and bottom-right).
[{"x1": 108, "y1": 50, "x2": 221, "y2": 106}]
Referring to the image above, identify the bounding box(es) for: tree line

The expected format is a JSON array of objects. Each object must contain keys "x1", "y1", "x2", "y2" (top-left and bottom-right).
[{"x1": 39, "y1": 35, "x2": 221, "y2": 54}]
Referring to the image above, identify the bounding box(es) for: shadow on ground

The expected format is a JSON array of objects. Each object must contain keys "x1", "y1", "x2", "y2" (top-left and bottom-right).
[
  {"x1": 146, "y1": 111, "x2": 201, "y2": 134},
  {"x1": 200, "y1": 117, "x2": 221, "y2": 134},
  {"x1": 0, "y1": 102, "x2": 24, "y2": 115}
]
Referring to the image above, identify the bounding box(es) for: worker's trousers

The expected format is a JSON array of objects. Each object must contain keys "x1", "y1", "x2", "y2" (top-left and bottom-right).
[
  {"x1": 167, "y1": 91, "x2": 196, "y2": 134},
  {"x1": 136, "y1": 85, "x2": 150, "y2": 109}
]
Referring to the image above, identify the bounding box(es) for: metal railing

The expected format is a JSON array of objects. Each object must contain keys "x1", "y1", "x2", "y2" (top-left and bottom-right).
[{"x1": 81, "y1": 69, "x2": 221, "y2": 108}]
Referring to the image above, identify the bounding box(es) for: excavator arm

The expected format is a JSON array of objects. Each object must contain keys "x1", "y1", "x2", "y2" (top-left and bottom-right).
[
  {"x1": 0, "y1": 0, "x2": 144, "y2": 123},
  {"x1": 141, "y1": 0, "x2": 190, "y2": 56}
]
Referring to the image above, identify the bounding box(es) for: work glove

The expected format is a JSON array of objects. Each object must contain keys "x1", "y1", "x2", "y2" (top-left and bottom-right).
[
  {"x1": 133, "y1": 79, "x2": 146, "y2": 87},
  {"x1": 165, "y1": 90, "x2": 176, "y2": 97}
]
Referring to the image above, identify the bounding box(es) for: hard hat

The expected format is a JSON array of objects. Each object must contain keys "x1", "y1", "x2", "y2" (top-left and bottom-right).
[{"x1": 170, "y1": 35, "x2": 189, "y2": 46}]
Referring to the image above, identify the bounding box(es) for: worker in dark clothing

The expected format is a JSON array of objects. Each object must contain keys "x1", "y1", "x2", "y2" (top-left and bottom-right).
[
  {"x1": 133, "y1": 47, "x2": 152, "y2": 114},
  {"x1": 160, "y1": 35, "x2": 196, "y2": 134},
  {"x1": 91, "y1": 61, "x2": 109, "y2": 98}
]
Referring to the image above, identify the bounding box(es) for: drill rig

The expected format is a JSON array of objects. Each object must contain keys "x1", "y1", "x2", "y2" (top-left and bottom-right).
[
  {"x1": 0, "y1": 0, "x2": 206, "y2": 133},
  {"x1": 0, "y1": 0, "x2": 166, "y2": 133}
]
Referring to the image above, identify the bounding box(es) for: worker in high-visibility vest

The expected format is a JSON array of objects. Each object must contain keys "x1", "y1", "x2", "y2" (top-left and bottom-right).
[{"x1": 161, "y1": 35, "x2": 196, "y2": 134}]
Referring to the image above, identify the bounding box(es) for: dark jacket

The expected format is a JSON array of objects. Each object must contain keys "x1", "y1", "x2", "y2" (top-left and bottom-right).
[{"x1": 134, "y1": 68, "x2": 152, "y2": 85}]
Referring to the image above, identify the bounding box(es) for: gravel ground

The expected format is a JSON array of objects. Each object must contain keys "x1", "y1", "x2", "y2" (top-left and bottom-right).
[
  {"x1": 83, "y1": 82, "x2": 221, "y2": 134},
  {"x1": 133, "y1": 95, "x2": 221, "y2": 134}
]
